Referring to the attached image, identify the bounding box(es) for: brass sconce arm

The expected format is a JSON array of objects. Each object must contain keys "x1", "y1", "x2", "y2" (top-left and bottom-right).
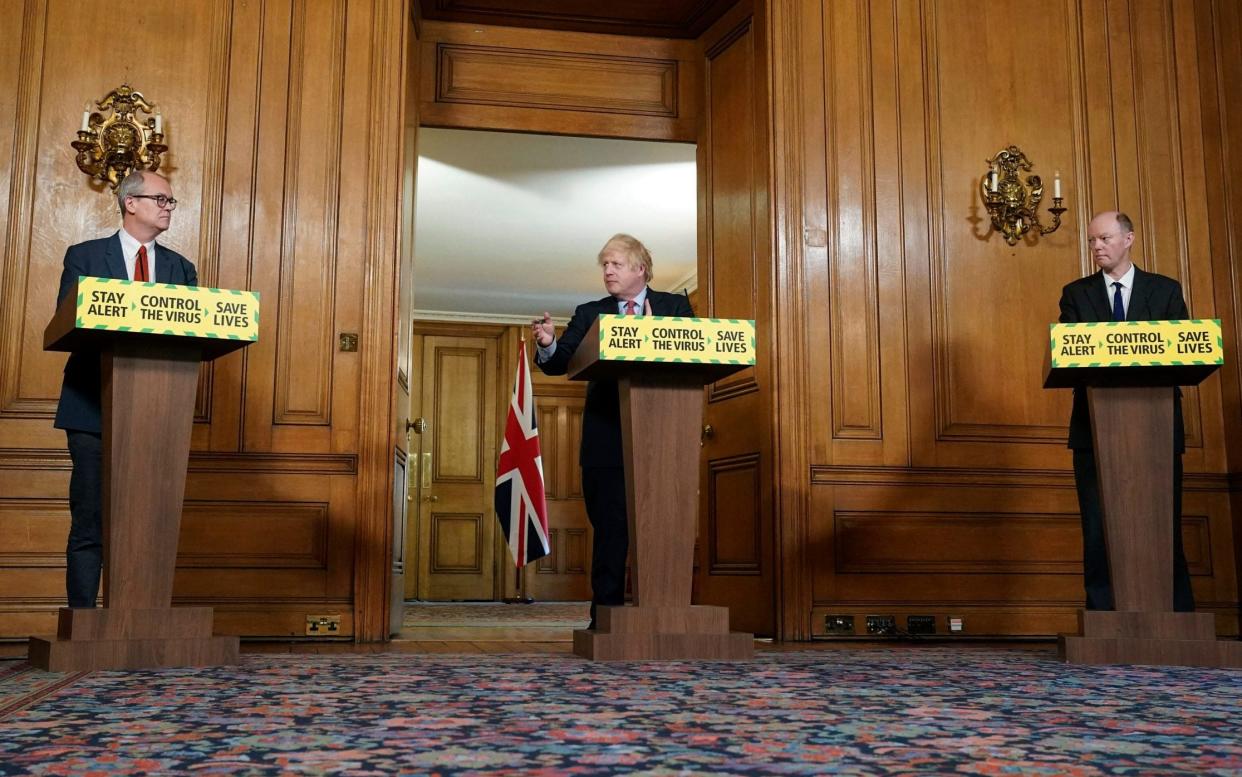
[
  {"x1": 70, "y1": 84, "x2": 167, "y2": 189},
  {"x1": 980, "y1": 145, "x2": 1067, "y2": 245}
]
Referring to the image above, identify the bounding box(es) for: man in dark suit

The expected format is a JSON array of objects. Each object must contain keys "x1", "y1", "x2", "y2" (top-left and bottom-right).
[
  {"x1": 531, "y1": 233, "x2": 694, "y2": 627},
  {"x1": 1058, "y1": 210, "x2": 1193, "y2": 612},
  {"x1": 56, "y1": 170, "x2": 198, "y2": 607}
]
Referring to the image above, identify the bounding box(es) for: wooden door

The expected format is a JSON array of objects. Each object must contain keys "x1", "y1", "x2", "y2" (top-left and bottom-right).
[
  {"x1": 413, "y1": 334, "x2": 499, "y2": 600},
  {"x1": 694, "y1": 0, "x2": 777, "y2": 637}
]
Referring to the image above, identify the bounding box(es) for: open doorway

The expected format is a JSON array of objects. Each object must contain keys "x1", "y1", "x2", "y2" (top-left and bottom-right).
[{"x1": 401, "y1": 128, "x2": 697, "y2": 622}]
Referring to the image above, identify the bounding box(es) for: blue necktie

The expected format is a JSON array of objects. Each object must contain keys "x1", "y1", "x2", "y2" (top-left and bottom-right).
[{"x1": 1111, "y1": 281, "x2": 1125, "y2": 321}]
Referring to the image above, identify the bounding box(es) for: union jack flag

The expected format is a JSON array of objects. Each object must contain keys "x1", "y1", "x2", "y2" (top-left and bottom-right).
[{"x1": 495, "y1": 339, "x2": 551, "y2": 567}]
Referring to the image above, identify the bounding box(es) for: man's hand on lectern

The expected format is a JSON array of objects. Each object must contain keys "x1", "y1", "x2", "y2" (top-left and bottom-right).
[{"x1": 531, "y1": 312, "x2": 555, "y2": 347}]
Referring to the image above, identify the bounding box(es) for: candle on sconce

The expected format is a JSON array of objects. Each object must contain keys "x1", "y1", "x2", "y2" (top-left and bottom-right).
[
  {"x1": 80, "y1": 102, "x2": 91, "y2": 133},
  {"x1": 988, "y1": 166, "x2": 998, "y2": 193},
  {"x1": 154, "y1": 110, "x2": 162, "y2": 135},
  {"x1": 1053, "y1": 171, "x2": 1062, "y2": 199}
]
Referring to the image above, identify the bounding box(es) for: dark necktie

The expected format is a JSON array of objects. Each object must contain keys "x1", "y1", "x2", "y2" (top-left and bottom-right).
[
  {"x1": 1111, "y1": 281, "x2": 1124, "y2": 321},
  {"x1": 135, "y1": 245, "x2": 150, "y2": 283}
]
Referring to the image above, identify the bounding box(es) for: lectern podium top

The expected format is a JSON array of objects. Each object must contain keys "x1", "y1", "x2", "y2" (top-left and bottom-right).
[
  {"x1": 46, "y1": 277, "x2": 260, "y2": 361},
  {"x1": 1043, "y1": 320, "x2": 1222, "y2": 389},
  {"x1": 567, "y1": 314, "x2": 755, "y2": 383}
]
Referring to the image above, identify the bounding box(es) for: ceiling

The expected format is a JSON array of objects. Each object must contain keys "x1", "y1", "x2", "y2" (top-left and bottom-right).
[
  {"x1": 412, "y1": 128, "x2": 698, "y2": 321},
  {"x1": 419, "y1": 0, "x2": 737, "y2": 38}
]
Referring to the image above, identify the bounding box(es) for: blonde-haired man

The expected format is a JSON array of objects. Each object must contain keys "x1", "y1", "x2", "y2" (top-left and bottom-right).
[{"x1": 531, "y1": 234, "x2": 692, "y2": 628}]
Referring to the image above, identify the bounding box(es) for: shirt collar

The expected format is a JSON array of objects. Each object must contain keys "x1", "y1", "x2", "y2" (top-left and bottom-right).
[
  {"x1": 1104, "y1": 263, "x2": 1136, "y2": 290},
  {"x1": 118, "y1": 228, "x2": 156, "y2": 260},
  {"x1": 618, "y1": 286, "x2": 649, "y2": 312}
]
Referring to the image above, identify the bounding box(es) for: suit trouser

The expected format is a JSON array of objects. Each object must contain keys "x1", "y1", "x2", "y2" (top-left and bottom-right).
[
  {"x1": 581, "y1": 466, "x2": 628, "y2": 624},
  {"x1": 1072, "y1": 449, "x2": 1194, "y2": 612},
  {"x1": 66, "y1": 430, "x2": 103, "y2": 608}
]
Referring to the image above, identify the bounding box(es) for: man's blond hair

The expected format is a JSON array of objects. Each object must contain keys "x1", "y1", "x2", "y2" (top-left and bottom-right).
[{"x1": 597, "y1": 233, "x2": 653, "y2": 283}]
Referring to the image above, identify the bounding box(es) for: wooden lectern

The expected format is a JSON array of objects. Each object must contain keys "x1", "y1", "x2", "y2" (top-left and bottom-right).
[
  {"x1": 30, "y1": 279, "x2": 254, "y2": 671},
  {"x1": 1045, "y1": 338, "x2": 1241, "y2": 667},
  {"x1": 567, "y1": 317, "x2": 754, "y2": 661}
]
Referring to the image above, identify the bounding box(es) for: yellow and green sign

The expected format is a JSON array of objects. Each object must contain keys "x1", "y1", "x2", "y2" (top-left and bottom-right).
[
  {"x1": 1049, "y1": 320, "x2": 1222, "y2": 368},
  {"x1": 597, "y1": 314, "x2": 755, "y2": 365},
  {"x1": 75, "y1": 276, "x2": 260, "y2": 342}
]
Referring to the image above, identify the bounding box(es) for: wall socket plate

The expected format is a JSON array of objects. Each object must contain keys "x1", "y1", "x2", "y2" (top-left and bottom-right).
[
  {"x1": 824, "y1": 614, "x2": 855, "y2": 635},
  {"x1": 907, "y1": 615, "x2": 936, "y2": 634},
  {"x1": 865, "y1": 615, "x2": 896, "y2": 635},
  {"x1": 306, "y1": 614, "x2": 341, "y2": 635}
]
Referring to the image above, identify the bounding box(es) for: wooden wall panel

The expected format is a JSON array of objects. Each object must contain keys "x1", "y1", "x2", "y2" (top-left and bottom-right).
[
  {"x1": 420, "y1": 0, "x2": 737, "y2": 39},
  {"x1": 525, "y1": 359, "x2": 590, "y2": 602},
  {"x1": 0, "y1": 0, "x2": 407, "y2": 640},
  {"x1": 1, "y1": 0, "x2": 229, "y2": 446},
  {"x1": 770, "y1": 0, "x2": 1242, "y2": 639},
  {"x1": 419, "y1": 21, "x2": 699, "y2": 141},
  {"x1": 271, "y1": 1, "x2": 347, "y2": 428},
  {"x1": 1195, "y1": 0, "x2": 1242, "y2": 611}
]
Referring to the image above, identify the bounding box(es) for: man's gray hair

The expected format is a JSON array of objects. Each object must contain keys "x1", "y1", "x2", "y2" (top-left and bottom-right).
[
  {"x1": 115, "y1": 171, "x2": 148, "y2": 215},
  {"x1": 1115, "y1": 212, "x2": 1134, "y2": 234}
]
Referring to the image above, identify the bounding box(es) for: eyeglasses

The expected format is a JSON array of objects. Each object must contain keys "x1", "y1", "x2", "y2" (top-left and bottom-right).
[{"x1": 129, "y1": 194, "x2": 178, "y2": 210}]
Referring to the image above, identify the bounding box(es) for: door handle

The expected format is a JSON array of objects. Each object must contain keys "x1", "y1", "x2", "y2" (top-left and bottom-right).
[
  {"x1": 422, "y1": 494, "x2": 439, "y2": 503},
  {"x1": 701, "y1": 424, "x2": 715, "y2": 440}
]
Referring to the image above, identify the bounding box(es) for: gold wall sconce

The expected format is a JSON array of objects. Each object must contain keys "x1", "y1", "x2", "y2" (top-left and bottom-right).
[
  {"x1": 980, "y1": 145, "x2": 1066, "y2": 245},
  {"x1": 71, "y1": 85, "x2": 167, "y2": 189}
]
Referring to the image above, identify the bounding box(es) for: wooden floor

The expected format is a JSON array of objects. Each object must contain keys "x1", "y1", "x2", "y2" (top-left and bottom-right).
[{"x1": 0, "y1": 637, "x2": 1057, "y2": 661}]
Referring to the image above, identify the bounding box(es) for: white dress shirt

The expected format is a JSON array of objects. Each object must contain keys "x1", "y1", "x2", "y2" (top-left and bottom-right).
[
  {"x1": 1104, "y1": 263, "x2": 1136, "y2": 319},
  {"x1": 117, "y1": 228, "x2": 158, "y2": 282}
]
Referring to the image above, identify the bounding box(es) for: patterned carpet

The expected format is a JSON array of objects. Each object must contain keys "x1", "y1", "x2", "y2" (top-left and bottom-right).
[{"x1": 1, "y1": 648, "x2": 1240, "y2": 775}]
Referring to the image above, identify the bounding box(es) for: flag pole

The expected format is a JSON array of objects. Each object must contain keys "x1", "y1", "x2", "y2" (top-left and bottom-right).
[{"x1": 503, "y1": 332, "x2": 535, "y2": 605}]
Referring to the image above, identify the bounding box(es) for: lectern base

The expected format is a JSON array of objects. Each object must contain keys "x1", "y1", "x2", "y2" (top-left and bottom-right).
[
  {"x1": 1059, "y1": 635, "x2": 1242, "y2": 667},
  {"x1": 28, "y1": 606, "x2": 239, "y2": 671},
  {"x1": 29, "y1": 635, "x2": 240, "y2": 672},
  {"x1": 1059, "y1": 609, "x2": 1242, "y2": 667},
  {"x1": 573, "y1": 605, "x2": 753, "y2": 661}
]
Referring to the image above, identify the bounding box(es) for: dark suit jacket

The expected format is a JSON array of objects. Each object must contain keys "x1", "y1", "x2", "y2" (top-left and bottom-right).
[
  {"x1": 1058, "y1": 266, "x2": 1188, "y2": 451},
  {"x1": 537, "y1": 289, "x2": 694, "y2": 468},
  {"x1": 54, "y1": 232, "x2": 198, "y2": 433}
]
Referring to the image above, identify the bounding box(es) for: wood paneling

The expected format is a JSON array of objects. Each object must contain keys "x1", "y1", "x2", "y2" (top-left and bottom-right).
[
  {"x1": 0, "y1": 0, "x2": 407, "y2": 640},
  {"x1": 771, "y1": 0, "x2": 1242, "y2": 639},
  {"x1": 706, "y1": 454, "x2": 762, "y2": 574},
  {"x1": 524, "y1": 380, "x2": 590, "y2": 602},
  {"x1": 420, "y1": 0, "x2": 737, "y2": 39},
  {"x1": 176, "y1": 502, "x2": 329, "y2": 568},
  {"x1": 7, "y1": 0, "x2": 1241, "y2": 645},
  {"x1": 436, "y1": 45, "x2": 678, "y2": 116},
  {"x1": 271, "y1": 0, "x2": 347, "y2": 427},
  {"x1": 430, "y1": 513, "x2": 484, "y2": 573},
  {"x1": 419, "y1": 21, "x2": 698, "y2": 141}
]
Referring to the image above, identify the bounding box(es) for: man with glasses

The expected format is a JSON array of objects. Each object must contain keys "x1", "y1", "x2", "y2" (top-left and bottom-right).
[
  {"x1": 54, "y1": 170, "x2": 197, "y2": 608},
  {"x1": 1058, "y1": 210, "x2": 1194, "y2": 613}
]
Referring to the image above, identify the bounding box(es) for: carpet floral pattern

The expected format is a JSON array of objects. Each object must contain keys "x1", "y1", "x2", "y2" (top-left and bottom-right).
[{"x1": 1, "y1": 648, "x2": 1240, "y2": 775}]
